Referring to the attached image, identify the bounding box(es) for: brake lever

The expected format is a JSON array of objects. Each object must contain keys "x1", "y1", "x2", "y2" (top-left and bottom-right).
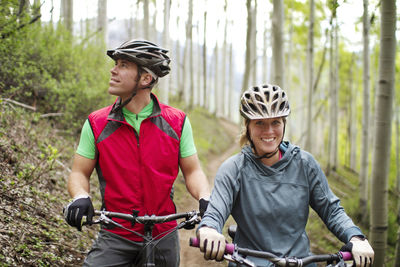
[
  {"x1": 186, "y1": 213, "x2": 201, "y2": 224},
  {"x1": 82, "y1": 212, "x2": 116, "y2": 226},
  {"x1": 224, "y1": 251, "x2": 256, "y2": 267}
]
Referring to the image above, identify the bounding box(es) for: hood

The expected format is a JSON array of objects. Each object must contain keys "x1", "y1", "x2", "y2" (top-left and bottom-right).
[{"x1": 241, "y1": 141, "x2": 300, "y2": 173}]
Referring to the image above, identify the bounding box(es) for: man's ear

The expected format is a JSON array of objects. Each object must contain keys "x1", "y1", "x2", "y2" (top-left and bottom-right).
[{"x1": 140, "y1": 72, "x2": 153, "y2": 87}]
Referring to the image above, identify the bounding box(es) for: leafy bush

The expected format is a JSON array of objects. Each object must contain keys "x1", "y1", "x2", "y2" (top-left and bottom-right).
[{"x1": 0, "y1": 2, "x2": 113, "y2": 133}]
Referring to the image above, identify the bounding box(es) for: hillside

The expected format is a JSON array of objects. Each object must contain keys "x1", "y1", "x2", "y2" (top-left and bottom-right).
[
  {"x1": 0, "y1": 103, "x2": 236, "y2": 267},
  {"x1": 0, "y1": 103, "x2": 375, "y2": 266}
]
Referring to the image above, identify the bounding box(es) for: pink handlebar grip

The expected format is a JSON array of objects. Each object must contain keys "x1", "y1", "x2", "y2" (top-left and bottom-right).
[
  {"x1": 339, "y1": 251, "x2": 353, "y2": 261},
  {"x1": 189, "y1": 237, "x2": 235, "y2": 254}
]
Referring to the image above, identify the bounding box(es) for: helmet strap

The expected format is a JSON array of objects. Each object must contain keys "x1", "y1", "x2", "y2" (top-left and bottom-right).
[{"x1": 255, "y1": 147, "x2": 279, "y2": 159}]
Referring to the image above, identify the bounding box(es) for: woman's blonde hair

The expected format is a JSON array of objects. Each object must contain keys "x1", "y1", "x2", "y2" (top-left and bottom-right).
[{"x1": 239, "y1": 119, "x2": 251, "y2": 148}]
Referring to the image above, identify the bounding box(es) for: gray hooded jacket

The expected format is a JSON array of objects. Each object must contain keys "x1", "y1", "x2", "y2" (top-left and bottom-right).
[{"x1": 199, "y1": 141, "x2": 363, "y2": 266}]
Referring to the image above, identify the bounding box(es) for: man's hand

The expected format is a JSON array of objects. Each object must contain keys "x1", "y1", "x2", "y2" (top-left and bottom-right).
[
  {"x1": 197, "y1": 226, "x2": 226, "y2": 261},
  {"x1": 199, "y1": 198, "x2": 209, "y2": 217},
  {"x1": 341, "y1": 236, "x2": 374, "y2": 267},
  {"x1": 63, "y1": 195, "x2": 94, "y2": 231}
]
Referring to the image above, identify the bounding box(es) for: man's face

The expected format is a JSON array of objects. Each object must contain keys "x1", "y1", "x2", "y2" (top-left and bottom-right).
[{"x1": 108, "y1": 59, "x2": 140, "y2": 99}]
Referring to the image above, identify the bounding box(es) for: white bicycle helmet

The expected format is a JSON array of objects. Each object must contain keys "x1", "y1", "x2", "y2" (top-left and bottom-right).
[{"x1": 240, "y1": 84, "x2": 290, "y2": 120}]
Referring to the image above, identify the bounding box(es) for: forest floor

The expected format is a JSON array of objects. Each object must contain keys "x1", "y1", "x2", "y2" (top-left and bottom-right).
[{"x1": 0, "y1": 107, "x2": 241, "y2": 267}]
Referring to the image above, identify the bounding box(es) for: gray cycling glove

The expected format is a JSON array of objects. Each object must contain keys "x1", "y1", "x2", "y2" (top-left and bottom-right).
[{"x1": 63, "y1": 196, "x2": 94, "y2": 231}]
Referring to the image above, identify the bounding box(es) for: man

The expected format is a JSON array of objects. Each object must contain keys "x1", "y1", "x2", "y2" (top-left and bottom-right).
[{"x1": 64, "y1": 39, "x2": 210, "y2": 266}]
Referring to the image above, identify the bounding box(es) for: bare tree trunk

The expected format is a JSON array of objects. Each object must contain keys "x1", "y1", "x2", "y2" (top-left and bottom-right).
[
  {"x1": 159, "y1": 0, "x2": 171, "y2": 104},
  {"x1": 196, "y1": 27, "x2": 202, "y2": 107},
  {"x1": 61, "y1": 0, "x2": 73, "y2": 33},
  {"x1": 262, "y1": 17, "x2": 269, "y2": 85},
  {"x1": 228, "y1": 41, "x2": 235, "y2": 122},
  {"x1": 175, "y1": 1, "x2": 183, "y2": 101},
  {"x1": 213, "y1": 27, "x2": 219, "y2": 115},
  {"x1": 348, "y1": 53, "x2": 357, "y2": 170},
  {"x1": 327, "y1": 13, "x2": 335, "y2": 175},
  {"x1": 143, "y1": 0, "x2": 149, "y2": 40},
  {"x1": 187, "y1": 0, "x2": 194, "y2": 109},
  {"x1": 241, "y1": 0, "x2": 253, "y2": 93},
  {"x1": 305, "y1": 0, "x2": 314, "y2": 153},
  {"x1": 126, "y1": 1, "x2": 136, "y2": 39},
  {"x1": 332, "y1": 21, "x2": 339, "y2": 169},
  {"x1": 97, "y1": 0, "x2": 107, "y2": 45},
  {"x1": 175, "y1": 37, "x2": 182, "y2": 100},
  {"x1": 135, "y1": 0, "x2": 142, "y2": 38},
  {"x1": 370, "y1": 0, "x2": 397, "y2": 264},
  {"x1": 221, "y1": 0, "x2": 228, "y2": 117},
  {"x1": 395, "y1": 107, "x2": 400, "y2": 267},
  {"x1": 203, "y1": 2, "x2": 208, "y2": 110},
  {"x1": 359, "y1": 0, "x2": 370, "y2": 226},
  {"x1": 272, "y1": 0, "x2": 284, "y2": 87},
  {"x1": 251, "y1": 0, "x2": 257, "y2": 84}
]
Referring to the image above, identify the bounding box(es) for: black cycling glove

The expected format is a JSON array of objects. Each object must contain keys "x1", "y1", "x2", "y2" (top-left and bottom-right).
[
  {"x1": 183, "y1": 198, "x2": 209, "y2": 230},
  {"x1": 199, "y1": 198, "x2": 209, "y2": 217},
  {"x1": 63, "y1": 196, "x2": 94, "y2": 231}
]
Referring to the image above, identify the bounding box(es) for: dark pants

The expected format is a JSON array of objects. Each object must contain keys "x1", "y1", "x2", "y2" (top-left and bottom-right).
[{"x1": 83, "y1": 229, "x2": 180, "y2": 267}]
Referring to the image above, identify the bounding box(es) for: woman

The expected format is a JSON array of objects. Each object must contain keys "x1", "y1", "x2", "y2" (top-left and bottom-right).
[{"x1": 197, "y1": 84, "x2": 374, "y2": 267}]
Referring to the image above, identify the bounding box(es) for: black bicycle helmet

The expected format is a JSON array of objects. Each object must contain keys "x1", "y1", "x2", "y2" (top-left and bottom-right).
[
  {"x1": 240, "y1": 84, "x2": 290, "y2": 120},
  {"x1": 107, "y1": 39, "x2": 171, "y2": 78}
]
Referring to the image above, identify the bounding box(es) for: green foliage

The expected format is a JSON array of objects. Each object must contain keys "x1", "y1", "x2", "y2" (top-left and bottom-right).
[{"x1": 0, "y1": 6, "x2": 113, "y2": 133}]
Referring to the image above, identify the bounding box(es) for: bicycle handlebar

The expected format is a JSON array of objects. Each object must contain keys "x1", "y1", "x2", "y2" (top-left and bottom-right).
[
  {"x1": 93, "y1": 210, "x2": 199, "y2": 225},
  {"x1": 189, "y1": 237, "x2": 353, "y2": 267}
]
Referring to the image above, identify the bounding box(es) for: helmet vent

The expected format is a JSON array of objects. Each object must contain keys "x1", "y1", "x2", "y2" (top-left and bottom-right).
[
  {"x1": 271, "y1": 102, "x2": 277, "y2": 112},
  {"x1": 279, "y1": 102, "x2": 286, "y2": 111},
  {"x1": 264, "y1": 92, "x2": 270, "y2": 102},
  {"x1": 260, "y1": 104, "x2": 267, "y2": 113},
  {"x1": 273, "y1": 93, "x2": 279, "y2": 101},
  {"x1": 248, "y1": 103, "x2": 257, "y2": 111}
]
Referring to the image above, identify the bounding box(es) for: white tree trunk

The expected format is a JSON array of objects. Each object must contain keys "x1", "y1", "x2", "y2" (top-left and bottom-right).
[
  {"x1": 203, "y1": 2, "x2": 208, "y2": 110},
  {"x1": 359, "y1": 0, "x2": 370, "y2": 225},
  {"x1": 187, "y1": 0, "x2": 194, "y2": 109},
  {"x1": 305, "y1": 0, "x2": 314, "y2": 153},
  {"x1": 61, "y1": 0, "x2": 73, "y2": 33},
  {"x1": 97, "y1": 0, "x2": 107, "y2": 45},
  {"x1": 143, "y1": 0, "x2": 150, "y2": 40},
  {"x1": 272, "y1": 0, "x2": 284, "y2": 87},
  {"x1": 241, "y1": 0, "x2": 253, "y2": 93},
  {"x1": 159, "y1": 0, "x2": 171, "y2": 104},
  {"x1": 370, "y1": 0, "x2": 397, "y2": 264}
]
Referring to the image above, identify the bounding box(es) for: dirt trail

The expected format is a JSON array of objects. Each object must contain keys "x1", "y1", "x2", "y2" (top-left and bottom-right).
[{"x1": 178, "y1": 119, "x2": 240, "y2": 267}]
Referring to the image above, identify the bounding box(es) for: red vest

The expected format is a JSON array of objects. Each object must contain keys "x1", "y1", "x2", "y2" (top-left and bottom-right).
[{"x1": 88, "y1": 94, "x2": 186, "y2": 241}]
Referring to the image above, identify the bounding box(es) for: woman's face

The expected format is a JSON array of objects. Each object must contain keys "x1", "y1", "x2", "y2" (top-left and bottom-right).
[{"x1": 248, "y1": 117, "x2": 284, "y2": 156}]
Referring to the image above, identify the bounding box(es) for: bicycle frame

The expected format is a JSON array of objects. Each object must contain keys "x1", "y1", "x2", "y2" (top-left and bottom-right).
[
  {"x1": 89, "y1": 209, "x2": 200, "y2": 267},
  {"x1": 189, "y1": 237, "x2": 353, "y2": 267}
]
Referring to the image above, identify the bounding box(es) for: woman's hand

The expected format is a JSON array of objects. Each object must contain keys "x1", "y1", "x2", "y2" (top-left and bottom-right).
[
  {"x1": 197, "y1": 226, "x2": 226, "y2": 261},
  {"x1": 349, "y1": 236, "x2": 374, "y2": 267}
]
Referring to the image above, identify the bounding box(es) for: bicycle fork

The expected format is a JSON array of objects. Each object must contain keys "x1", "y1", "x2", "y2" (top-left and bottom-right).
[{"x1": 143, "y1": 224, "x2": 155, "y2": 267}]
